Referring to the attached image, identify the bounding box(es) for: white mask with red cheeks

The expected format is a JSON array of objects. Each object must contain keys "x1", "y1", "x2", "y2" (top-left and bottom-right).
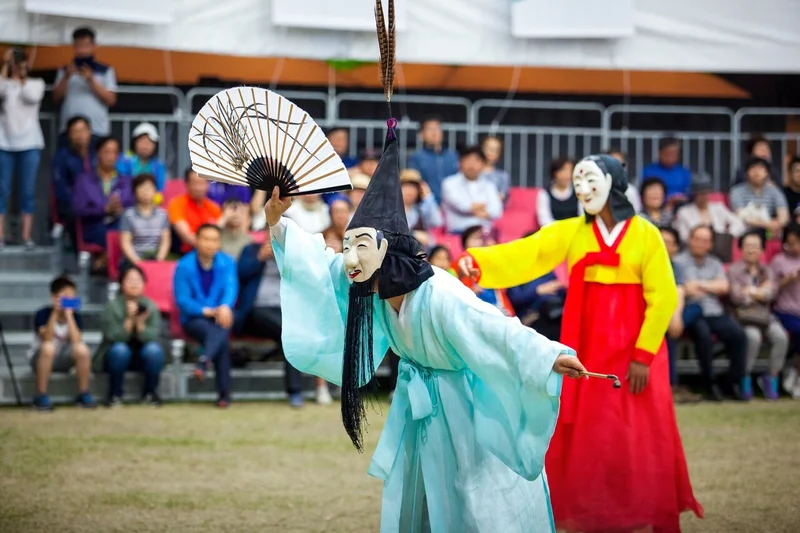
[{"x1": 572, "y1": 159, "x2": 613, "y2": 215}]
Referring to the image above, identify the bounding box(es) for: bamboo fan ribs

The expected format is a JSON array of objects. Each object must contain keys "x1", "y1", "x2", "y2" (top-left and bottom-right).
[{"x1": 188, "y1": 87, "x2": 352, "y2": 197}]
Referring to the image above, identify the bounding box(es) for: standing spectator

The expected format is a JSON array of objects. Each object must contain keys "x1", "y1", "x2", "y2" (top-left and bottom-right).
[
  {"x1": 400, "y1": 168, "x2": 443, "y2": 248},
  {"x1": 52, "y1": 116, "x2": 94, "y2": 223},
  {"x1": 673, "y1": 175, "x2": 745, "y2": 243},
  {"x1": 536, "y1": 157, "x2": 578, "y2": 227},
  {"x1": 174, "y1": 224, "x2": 238, "y2": 408},
  {"x1": 734, "y1": 134, "x2": 782, "y2": 185},
  {"x1": 408, "y1": 116, "x2": 459, "y2": 202},
  {"x1": 641, "y1": 136, "x2": 692, "y2": 203},
  {"x1": 119, "y1": 174, "x2": 170, "y2": 269},
  {"x1": 675, "y1": 225, "x2": 747, "y2": 401},
  {"x1": 769, "y1": 222, "x2": 800, "y2": 399},
  {"x1": 28, "y1": 276, "x2": 96, "y2": 411},
  {"x1": 605, "y1": 148, "x2": 641, "y2": 212},
  {"x1": 323, "y1": 198, "x2": 353, "y2": 253},
  {"x1": 782, "y1": 156, "x2": 800, "y2": 223},
  {"x1": 94, "y1": 265, "x2": 164, "y2": 406},
  {"x1": 639, "y1": 178, "x2": 673, "y2": 226},
  {"x1": 441, "y1": 146, "x2": 503, "y2": 234},
  {"x1": 73, "y1": 136, "x2": 134, "y2": 248},
  {"x1": 326, "y1": 127, "x2": 358, "y2": 168},
  {"x1": 347, "y1": 171, "x2": 370, "y2": 211},
  {"x1": 167, "y1": 168, "x2": 222, "y2": 253},
  {"x1": 52, "y1": 27, "x2": 117, "y2": 138},
  {"x1": 235, "y1": 239, "x2": 305, "y2": 408},
  {"x1": 727, "y1": 231, "x2": 788, "y2": 400},
  {"x1": 117, "y1": 122, "x2": 168, "y2": 193},
  {"x1": 0, "y1": 47, "x2": 44, "y2": 249},
  {"x1": 729, "y1": 157, "x2": 789, "y2": 237},
  {"x1": 480, "y1": 136, "x2": 511, "y2": 203},
  {"x1": 284, "y1": 194, "x2": 330, "y2": 235},
  {"x1": 219, "y1": 199, "x2": 252, "y2": 260}
]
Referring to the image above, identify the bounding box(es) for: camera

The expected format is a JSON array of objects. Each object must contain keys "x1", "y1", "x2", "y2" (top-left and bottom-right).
[{"x1": 10, "y1": 47, "x2": 25, "y2": 65}]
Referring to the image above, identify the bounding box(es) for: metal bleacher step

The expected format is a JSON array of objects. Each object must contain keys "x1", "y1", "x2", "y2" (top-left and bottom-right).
[
  {"x1": 0, "y1": 300, "x2": 105, "y2": 331},
  {"x1": 0, "y1": 246, "x2": 57, "y2": 272},
  {"x1": 0, "y1": 272, "x2": 59, "y2": 300},
  {"x1": 1, "y1": 330, "x2": 102, "y2": 367}
]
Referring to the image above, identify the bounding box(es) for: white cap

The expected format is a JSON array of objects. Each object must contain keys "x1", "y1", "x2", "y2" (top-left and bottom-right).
[{"x1": 132, "y1": 122, "x2": 159, "y2": 142}]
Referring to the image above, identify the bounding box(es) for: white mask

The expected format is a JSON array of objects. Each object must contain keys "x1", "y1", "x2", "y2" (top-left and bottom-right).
[
  {"x1": 342, "y1": 227, "x2": 389, "y2": 284},
  {"x1": 572, "y1": 159, "x2": 612, "y2": 215}
]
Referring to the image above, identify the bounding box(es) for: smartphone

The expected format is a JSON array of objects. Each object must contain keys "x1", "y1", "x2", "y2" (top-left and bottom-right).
[
  {"x1": 73, "y1": 57, "x2": 90, "y2": 67},
  {"x1": 60, "y1": 297, "x2": 82, "y2": 311},
  {"x1": 137, "y1": 302, "x2": 148, "y2": 315}
]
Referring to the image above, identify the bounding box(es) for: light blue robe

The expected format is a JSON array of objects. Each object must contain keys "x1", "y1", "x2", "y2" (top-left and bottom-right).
[{"x1": 272, "y1": 217, "x2": 573, "y2": 533}]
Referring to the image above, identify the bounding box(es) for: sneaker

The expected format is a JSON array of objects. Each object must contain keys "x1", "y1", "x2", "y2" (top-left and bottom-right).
[
  {"x1": 288, "y1": 392, "x2": 304, "y2": 408},
  {"x1": 141, "y1": 392, "x2": 162, "y2": 407},
  {"x1": 32, "y1": 394, "x2": 54, "y2": 412},
  {"x1": 75, "y1": 392, "x2": 98, "y2": 409},
  {"x1": 194, "y1": 357, "x2": 209, "y2": 382},
  {"x1": 706, "y1": 383, "x2": 725, "y2": 402},
  {"x1": 316, "y1": 384, "x2": 333, "y2": 405},
  {"x1": 107, "y1": 395, "x2": 123, "y2": 408},
  {"x1": 757, "y1": 375, "x2": 779, "y2": 401},
  {"x1": 739, "y1": 376, "x2": 753, "y2": 401},
  {"x1": 783, "y1": 367, "x2": 798, "y2": 396},
  {"x1": 24, "y1": 240, "x2": 36, "y2": 251},
  {"x1": 216, "y1": 395, "x2": 230, "y2": 409}
]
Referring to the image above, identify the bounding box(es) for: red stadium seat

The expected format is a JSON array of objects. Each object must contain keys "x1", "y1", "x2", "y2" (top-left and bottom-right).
[
  {"x1": 162, "y1": 179, "x2": 186, "y2": 206},
  {"x1": 707, "y1": 192, "x2": 728, "y2": 206},
  {"x1": 436, "y1": 233, "x2": 464, "y2": 258},
  {"x1": 249, "y1": 230, "x2": 266, "y2": 245},
  {"x1": 765, "y1": 239, "x2": 783, "y2": 262},
  {"x1": 496, "y1": 211, "x2": 536, "y2": 243},
  {"x1": 106, "y1": 231, "x2": 122, "y2": 281},
  {"x1": 74, "y1": 218, "x2": 105, "y2": 255},
  {"x1": 138, "y1": 260, "x2": 177, "y2": 314},
  {"x1": 506, "y1": 187, "x2": 539, "y2": 213}
]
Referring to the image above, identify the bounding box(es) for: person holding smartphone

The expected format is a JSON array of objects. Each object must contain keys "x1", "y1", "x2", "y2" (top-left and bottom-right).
[
  {"x1": 0, "y1": 46, "x2": 45, "y2": 249},
  {"x1": 28, "y1": 276, "x2": 96, "y2": 411}
]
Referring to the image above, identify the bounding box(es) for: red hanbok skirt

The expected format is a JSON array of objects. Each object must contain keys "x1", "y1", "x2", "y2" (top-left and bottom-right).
[{"x1": 547, "y1": 282, "x2": 704, "y2": 533}]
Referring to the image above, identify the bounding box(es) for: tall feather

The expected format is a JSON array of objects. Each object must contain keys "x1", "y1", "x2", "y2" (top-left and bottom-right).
[{"x1": 374, "y1": 0, "x2": 396, "y2": 102}]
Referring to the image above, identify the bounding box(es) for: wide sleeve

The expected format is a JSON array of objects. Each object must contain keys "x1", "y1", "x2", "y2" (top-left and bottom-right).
[
  {"x1": 430, "y1": 275, "x2": 573, "y2": 481},
  {"x1": 271, "y1": 217, "x2": 387, "y2": 386},
  {"x1": 633, "y1": 223, "x2": 679, "y2": 365},
  {"x1": 467, "y1": 217, "x2": 581, "y2": 289}
]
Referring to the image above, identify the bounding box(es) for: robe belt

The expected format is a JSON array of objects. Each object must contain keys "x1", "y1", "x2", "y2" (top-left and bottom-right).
[{"x1": 367, "y1": 359, "x2": 438, "y2": 481}]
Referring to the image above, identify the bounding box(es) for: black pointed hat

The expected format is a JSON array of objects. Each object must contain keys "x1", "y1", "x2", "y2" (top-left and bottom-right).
[{"x1": 346, "y1": 120, "x2": 410, "y2": 235}]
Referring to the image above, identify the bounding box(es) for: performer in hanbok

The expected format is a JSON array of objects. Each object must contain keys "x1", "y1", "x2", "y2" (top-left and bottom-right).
[{"x1": 459, "y1": 154, "x2": 704, "y2": 532}]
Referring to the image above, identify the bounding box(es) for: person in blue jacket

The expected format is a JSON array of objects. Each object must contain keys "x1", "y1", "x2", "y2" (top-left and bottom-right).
[
  {"x1": 407, "y1": 116, "x2": 459, "y2": 202},
  {"x1": 173, "y1": 223, "x2": 239, "y2": 408}
]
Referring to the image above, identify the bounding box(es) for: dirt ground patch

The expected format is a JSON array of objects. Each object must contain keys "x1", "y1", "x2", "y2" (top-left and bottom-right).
[{"x1": 0, "y1": 400, "x2": 798, "y2": 532}]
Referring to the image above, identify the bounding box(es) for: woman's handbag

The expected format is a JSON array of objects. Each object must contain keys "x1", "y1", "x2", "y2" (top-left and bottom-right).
[{"x1": 734, "y1": 304, "x2": 772, "y2": 328}]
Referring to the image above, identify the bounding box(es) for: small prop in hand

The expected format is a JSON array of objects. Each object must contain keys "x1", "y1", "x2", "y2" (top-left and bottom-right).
[{"x1": 580, "y1": 371, "x2": 622, "y2": 389}]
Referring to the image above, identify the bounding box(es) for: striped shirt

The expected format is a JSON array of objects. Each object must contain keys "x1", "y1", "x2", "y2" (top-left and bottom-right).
[{"x1": 729, "y1": 183, "x2": 788, "y2": 219}]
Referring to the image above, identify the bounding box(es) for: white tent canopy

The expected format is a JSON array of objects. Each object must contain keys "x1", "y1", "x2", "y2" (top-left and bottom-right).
[{"x1": 4, "y1": 0, "x2": 800, "y2": 73}]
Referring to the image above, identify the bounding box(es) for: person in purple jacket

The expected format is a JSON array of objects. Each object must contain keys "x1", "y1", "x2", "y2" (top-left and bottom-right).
[{"x1": 72, "y1": 136, "x2": 134, "y2": 247}]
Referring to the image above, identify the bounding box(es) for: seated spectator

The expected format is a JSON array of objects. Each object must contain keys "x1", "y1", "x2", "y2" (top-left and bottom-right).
[
  {"x1": 641, "y1": 136, "x2": 692, "y2": 205},
  {"x1": 537, "y1": 157, "x2": 578, "y2": 227},
  {"x1": 727, "y1": 231, "x2": 788, "y2": 400},
  {"x1": 120, "y1": 174, "x2": 170, "y2": 269},
  {"x1": 480, "y1": 136, "x2": 511, "y2": 203},
  {"x1": 52, "y1": 116, "x2": 94, "y2": 223},
  {"x1": 28, "y1": 276, "x2": 96, "y2": 411},
  {"x1": 327, "y1": 127, "x2": 358, "y2": 168},
  {"x1": 357, "y1": 148, "x2": 380, "y2": 179},
  {"x1": 117, "y1": 122, "x2": 167, "y2": 194},
  {"x1": 673, "y1": 175, "x2": 745, "y2": 243},
  {"x1": 93, "y1": 265, "x2": 164, "y2": 406},
  {"x1": 782, "y1": 156, "x2": 800, "y2": 222},
  {"x1": 734, "y1": 134, "x2": 781, "y2": 185},
  {"x1": 639, "y1": 177, "x2": 673, "y2": 226},
  {"x1": 52, "y1": 27, "x2": 117, "y2": 139},
  {"x1": 174, "y1": 224, "x2": 238, "y2": 408},
  {"x1": 219, "y1": 199, "x2": 252, "y2": 260},
  {"x1": 347, "y1": 171, "x2": 370, "y2": 211},
  {"x1": 401, "y1": 168, "x2": 443, "y2": 248},
  {"x1": 167, "y1": 168, "x2": 222, "y2": 253},
  {"x1": 729, "y1": 157, "x2": 789, "y2": 238},
  {"x1": 323, "y1": 198, "x2": 353, "y2": 253},
  {"x1": 234, "y1": 238, "x2": 305, "y2": 408},
  {"x1": 284, "y1": 194, "x2": 330, "y2": 235},
  {"x1": 408, "y1": 115, "x2": 459, "y2": 202},
  {"x1": 427, "y1": 245, "x2": 455, "y2": 275},
  {"x1": 660, "y1": 227, "x2": 702, "y2": 403},
  {"x1": 0, "y1": 46, "x2": 45, "y2": 249},
  {"x1": 605, "y1": 148, "x2": 641, "y2": 212},
  {"x1": 506, "y1": 233, "x2": 565, "y2": 342},
  {"x1": 769, "y1": 222, "x2": 800, "y2": 399},
  {"x1": 73, "y1": 136, "x2": 134, "y2": 248},
  {"x1": 441, "y1": 146, "x2": 503, "y2": 234},
  {"x1": 675, "y1": 225, "x2": 747, "y2": 401},
  {"x1": 456, "y1": 225, "x2": 513, "y2": 316}
]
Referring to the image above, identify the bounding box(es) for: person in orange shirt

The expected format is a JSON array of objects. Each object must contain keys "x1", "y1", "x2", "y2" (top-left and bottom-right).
[{"x1": 167, "y1": 168, "x2": 222, "y2": 253}]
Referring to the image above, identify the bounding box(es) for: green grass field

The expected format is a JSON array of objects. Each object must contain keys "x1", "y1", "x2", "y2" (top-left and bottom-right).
[{"x1": 1, "y1": 400, "x2": 798, "y2": 533}]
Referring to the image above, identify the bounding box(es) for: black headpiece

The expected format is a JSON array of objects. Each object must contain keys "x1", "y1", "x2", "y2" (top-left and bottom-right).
[{"x1": 580, "y1": 154, "x2": 636, "y2": 223}]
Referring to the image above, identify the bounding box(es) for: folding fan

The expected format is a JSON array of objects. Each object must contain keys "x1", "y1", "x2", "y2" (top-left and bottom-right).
[{"x1": 188, "y1": 87, "x2": 352, "y2": 197}]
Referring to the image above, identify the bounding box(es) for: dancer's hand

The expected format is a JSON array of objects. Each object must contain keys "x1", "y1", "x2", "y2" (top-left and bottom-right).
[
  {"x1": 264, "y1": 186, "x2": 293, "y2": 227},
  {"x1": 456, "y1": 254, "x2": 480, "y2": 281},
  {"x1": 553, "y1": 354, "x2": 586, "y2": 379},
  {"x1": 627, "y1": 361, "x2": 649, "y2": 394}
]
